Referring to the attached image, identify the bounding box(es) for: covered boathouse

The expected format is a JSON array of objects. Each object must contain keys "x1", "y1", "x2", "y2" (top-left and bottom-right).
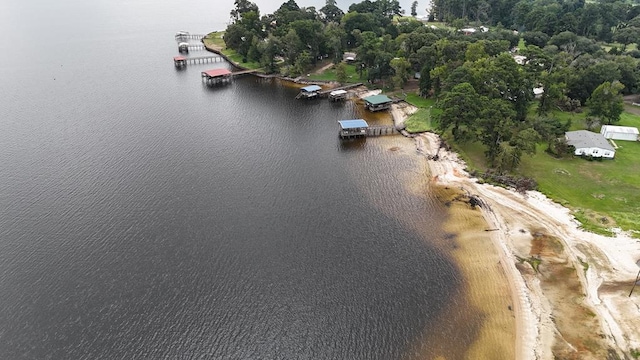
[
  {"x1": 329, "y1": 89, "x2": 348, "y2": 101},
  {"x1": 296, "y1": 85, "x2": 322, "y2": 99},
  {"x1": 363, "y1": 94, "x2": 392, "y2": 111},
  {"x1": 201, "y1": 68, "x2": 232, "y2": 85},
  {"x1": 338, "y1": 119, "x2": 369, "y2": 139},
  {"x1": 173, "y1": 56, "x2": 187, "y2": 68}
]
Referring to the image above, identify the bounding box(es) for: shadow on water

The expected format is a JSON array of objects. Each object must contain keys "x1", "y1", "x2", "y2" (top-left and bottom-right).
[{"x1": 338, "y1": 137, "x2": 367, "y2": 151}]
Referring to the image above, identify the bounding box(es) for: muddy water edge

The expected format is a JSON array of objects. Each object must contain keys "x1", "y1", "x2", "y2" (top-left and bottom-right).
[{"x1": 356, "y1": 132, "x2": 516, "y2": 359}]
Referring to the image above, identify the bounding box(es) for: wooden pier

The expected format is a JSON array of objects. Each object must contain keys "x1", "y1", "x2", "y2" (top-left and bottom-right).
[
  {"x1": 175, "y1": 32, "x2": 206, "y2": 40},
  {"x1": 178, "y1": 43, "x2": 205, "y2": 53},
  {"x1": 173, "y1": 55, "x2": 224, "y2": 66},
  {"x1": 318, "y1": 83, "x2": 363, "y2": 97},
  {"x1": 366, "y1": 125, "x2": 398, "y2": 136}
]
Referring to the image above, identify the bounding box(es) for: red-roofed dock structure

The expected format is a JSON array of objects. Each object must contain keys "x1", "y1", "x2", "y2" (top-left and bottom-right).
[
  {"x1": 173, "y1": 56, "x2": 187, "y2": 68},
  {"x1": 200, "y1": 68, "x2": 260, "y2": 85},
  {"x1": 202, "y1": 69, "x2": 232, "y2": 85}
]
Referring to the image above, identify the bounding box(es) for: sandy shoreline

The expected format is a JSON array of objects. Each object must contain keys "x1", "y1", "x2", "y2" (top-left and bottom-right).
[{"x1": 384, "y1": 100, "x2": 640, "y2": 359}]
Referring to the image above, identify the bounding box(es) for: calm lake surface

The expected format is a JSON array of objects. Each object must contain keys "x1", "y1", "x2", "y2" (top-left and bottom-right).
[{"x1": 0, "y1": 0, "x2": 476, "y2": 359}]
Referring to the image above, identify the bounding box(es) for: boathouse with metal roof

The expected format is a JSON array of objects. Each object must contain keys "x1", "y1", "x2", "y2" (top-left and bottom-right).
[
  {"x1": 363, "y1": 94, "x2": 392, "y2": 111},
  {"x1": 338, "y1": 119, "x2": 369, "y2": 138},
  {"x1": 297, "y1": 85, "x2": 322, "y2": 99}
]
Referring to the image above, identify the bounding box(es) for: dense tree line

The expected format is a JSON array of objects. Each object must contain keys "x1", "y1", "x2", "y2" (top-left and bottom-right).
[{"x1": 224, "y1": 0, "x2": 640, "y2": 171}]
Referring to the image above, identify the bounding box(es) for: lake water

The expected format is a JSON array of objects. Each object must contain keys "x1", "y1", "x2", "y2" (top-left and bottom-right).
[{"x1": 0, "y1": 0, "x2": 482, "y2": 359}]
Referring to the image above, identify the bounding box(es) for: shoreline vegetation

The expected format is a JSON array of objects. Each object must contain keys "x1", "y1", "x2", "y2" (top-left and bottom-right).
[{"x1": 203, "y1": 30, "x2": 640, "y2": 359}]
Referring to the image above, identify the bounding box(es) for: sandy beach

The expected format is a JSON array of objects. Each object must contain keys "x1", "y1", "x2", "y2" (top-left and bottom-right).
[{"x1": 384, "y1": 99, "x2": 640, "y2": 358}]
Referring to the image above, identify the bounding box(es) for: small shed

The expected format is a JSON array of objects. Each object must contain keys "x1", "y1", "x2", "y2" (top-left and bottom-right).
[
  {"x1": 363, "y1": 94, "x2": 392, "y2": 112},
  {"x1": 338, "y1": 119, "x2": 369, "y2": 138},
  {"x1": 565, "y1": 130, "x2": 615, "y2": 159},
  {"x1": 297, "y1": 85, "x2": 321, "y2": 99},
  {"x1": 329, "y1": 89, "x2": 347, "y2": 101},
  {"x1": 600, "y1": 125, "x2": 639, "y2": 141}
]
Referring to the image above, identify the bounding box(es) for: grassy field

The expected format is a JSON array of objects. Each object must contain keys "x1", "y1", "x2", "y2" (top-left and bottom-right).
[
  {"x1": 457, "y1": 110, "x2": 640, "y2": 235},
  {"x1": 307, "y1": 64, "x2": 361, "y2": 82},
  {"x1": 203, "y1": 31, "x2": 225, "y2": 48},
  {"x1": 202, "y1": 31, "x2": 262, "y2": 70},
  {"x1": 600, "y1": 42, "x2": 638, "y2": 52},
  {"x1": 403, "y1": 94, "x2": 437, "y2": 132},
  {"x1": 220, "y1": 49, "x2": 262, "y2": 69}
]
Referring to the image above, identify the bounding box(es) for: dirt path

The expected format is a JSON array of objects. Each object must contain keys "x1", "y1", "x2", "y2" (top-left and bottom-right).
[{"x1": 312, "y1": 61, "x2": 334, "y2": 75}]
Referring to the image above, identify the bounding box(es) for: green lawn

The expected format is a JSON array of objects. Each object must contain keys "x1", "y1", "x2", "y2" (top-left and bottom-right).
[
  {"x1": 519, "y1": 113, "x2": 640, "y2": 235},
  {"x1": 600, "y1": 42, "x2": 638, "y2": 52},
  {"x1": 449, "y1": 104, "x2": 640, "y2": 235},
  {"x1": 307, "y1": 64, "x2": 361, "y2": 82},
  {"x1": 403, "y1": 95, "x2": 437, "y2": 133},
  {"x1": 220, "y1": 49, "x2": 262, "y2": 70},
  {"x1": 202, "y1": 32, "x2": 262, "y2": 70},
  {"x1": 203, "y1": 31, "x2": 225, "y2": 48}
]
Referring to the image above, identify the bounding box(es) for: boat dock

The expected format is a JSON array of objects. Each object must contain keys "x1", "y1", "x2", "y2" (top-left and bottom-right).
[
  {"x1": 318, "y1": 83, "x2": 363, "y2": 97},
  {"x1": 338, "y1": 119, "x2": 398, "y2": 139},
  {"x1": 178, "y1": 43, "x2": 205, "y2": 53},
  {"x1": 201, "y1": 68, "x2": 259, "y2": 85},
  {"x1": 175, "y1": 32, "x2": 206, "y2": 40},
  {"x1": 174, "y1": 55, "x2": 225, "y2": 67}
]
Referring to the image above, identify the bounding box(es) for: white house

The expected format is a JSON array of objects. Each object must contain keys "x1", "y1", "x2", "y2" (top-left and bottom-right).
[
  {"x1": 600, "y1": 125, "x2": 639, "y2": 141},
  {"x1": 565, "y1": 130, "x2": 615, "y2": 159}
]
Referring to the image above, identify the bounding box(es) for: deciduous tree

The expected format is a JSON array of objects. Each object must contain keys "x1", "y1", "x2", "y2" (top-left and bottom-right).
[
  {"x1": 586, "y1": 81, "x2": 625, "y2": 125},
  {"x1": 390, "y1": 57, "x2": 411, "y2": 88},
  {"x1": 435, "y1": 82, "x2": 481, "y2": 142}
]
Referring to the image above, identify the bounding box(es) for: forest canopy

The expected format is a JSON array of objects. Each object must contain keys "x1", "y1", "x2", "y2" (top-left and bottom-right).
[{"x1": 223, "y1": 0, "x2": 639, "y2": 170}]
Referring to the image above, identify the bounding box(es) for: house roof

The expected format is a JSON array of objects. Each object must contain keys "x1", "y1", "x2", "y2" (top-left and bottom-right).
[
  {"x1": 173, "y1": 56, "x2": 186, "y2": 61},
  {"x1": 363, "y1": 94, "x2": 392, "y2": 105},
  {"x1": 601, "y1": 125, "x2": 639, "y2": 135},
  {"x1": 202, "y1": 69, "x2": 232, "y2": 77},
  {"x1": 338, "y1": 119, "x2": 369, "y2": 129},
  {"x1": 330, "y1": 90, "x2": 347, "y2": 95},
  {"x1": 301, "y1": 85, "x2": 321, "y2": 92},
  {"x1": 565, "y1": 130, "x2": 615, "y2": 151}
]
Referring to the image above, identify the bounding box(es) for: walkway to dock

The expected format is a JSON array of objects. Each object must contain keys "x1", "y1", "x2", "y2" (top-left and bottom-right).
[
  {"x1": 175, "y1": 33, "x2": 206, "y2": 40},
  {"x1": 182, "y1": 44, "x2": 205, "y2": 51},
  {"x1": 174, "y1": 55, "x2": 225, "y2": 66},
  {"x1": 367, "y1": 125, "x2": 399, "y2": 136},
  {"x1": 231, "y1": 69, "x2": 259, "y2": 76},
  {"x1": 318, "y1": 83, "x2": 363, "y2": 97}
]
